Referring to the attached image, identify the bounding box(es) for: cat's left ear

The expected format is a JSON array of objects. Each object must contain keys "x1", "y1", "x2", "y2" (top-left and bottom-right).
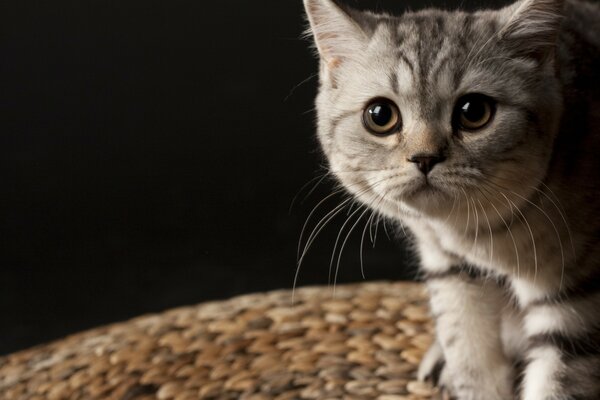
[
  {"x1": 497, "y1": 0, "x2": 565, "y2": 61},
  {"x1": 303, "y1": 0, "x2": 368, "y2": 71}
]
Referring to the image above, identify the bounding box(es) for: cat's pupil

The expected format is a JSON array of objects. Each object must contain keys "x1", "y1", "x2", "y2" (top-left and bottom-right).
[
  {"x1": 369, "y1": 104, "x2": 392, "y2": 126},
  {"x1": 363, "y1": 98, "x2": 400, "y2": 135},
  {"x1": 454, "y1": 94, "x2": 494, "y2": 131},
  {"x1": 461, "y1": 100, "x2": 486, "y2": 122}
]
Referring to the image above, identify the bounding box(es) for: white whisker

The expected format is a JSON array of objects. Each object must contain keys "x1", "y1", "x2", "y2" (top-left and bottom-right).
[
  {"x1": 333, "y1": 206, "x2": 370, "y2": 296},
  {"x1": 532, "y1": 185, "x2": 576, "y2": 261},
  {"x1": 511, "y1": 190, "x2": 566, "y2": 291},
  {"x1": 477, "y1": 198, "x2": 494, "y2": 267},
  {"x1": 502, "y1": 193, "x2": 539, "y2": 283},
  {"x1": 461, "y1": 188, "x2": 471, "y2": 237},
  {"x1": 471, "y1": 197, "x2": 480, "y2": 252},
  {"x1": 329, "y1": 205, "x2": 364, "y2": 288},
  {"x1": 297, "y1": 188, "x2": 346, "y2": 261},
  {"x1": 360, "y1": 210, "x2": 376, "y2": 280},
  {"x1": 480, "y1": 186, "x2": 521, "y2": 279}
]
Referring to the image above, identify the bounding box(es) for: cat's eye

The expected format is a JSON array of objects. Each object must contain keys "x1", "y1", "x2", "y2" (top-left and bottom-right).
[
  {"x1": 362, "y1": 98, "x2": 402, "y2": 136},
  {"x1": 453, "y1": 94, "x2": 495, "y2": 131}
]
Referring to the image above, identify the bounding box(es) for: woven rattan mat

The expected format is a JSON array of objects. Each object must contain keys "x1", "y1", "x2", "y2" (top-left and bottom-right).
[{"x1": 0, "y1": 281, "x2": 438, "y2": 400}]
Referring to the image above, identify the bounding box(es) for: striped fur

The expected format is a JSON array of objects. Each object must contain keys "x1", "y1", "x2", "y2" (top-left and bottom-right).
[{"x1": 304, "y1": 0, "x2": 600, "y2": 398}]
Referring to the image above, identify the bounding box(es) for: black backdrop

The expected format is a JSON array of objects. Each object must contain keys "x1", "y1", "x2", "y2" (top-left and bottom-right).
[{"x1": 1, "y1": 0, "x2": 509, "y2": 355}]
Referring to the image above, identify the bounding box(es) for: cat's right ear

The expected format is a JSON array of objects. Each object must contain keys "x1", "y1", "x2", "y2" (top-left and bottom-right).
[
  {"x1": 496, "y1": 0, "x2": 564, "y2": 62},
  {"x1": 303, "y1": 0, "x2": 367, "y2": 72}
]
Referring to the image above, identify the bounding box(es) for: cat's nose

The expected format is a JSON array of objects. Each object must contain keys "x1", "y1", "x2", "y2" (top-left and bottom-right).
[{"x1": 407, "y1": 154, "x2": 446, "y2": 175}]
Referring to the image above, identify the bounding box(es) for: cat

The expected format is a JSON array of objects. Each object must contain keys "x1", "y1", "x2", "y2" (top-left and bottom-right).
[{"x1": 303, "y1": 0, "x2": 600, "y2": 398}]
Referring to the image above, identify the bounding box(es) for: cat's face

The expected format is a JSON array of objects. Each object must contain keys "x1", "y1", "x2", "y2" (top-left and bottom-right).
[{"x1": 305, "y1": 0, "x2": 563, "y2": 221}]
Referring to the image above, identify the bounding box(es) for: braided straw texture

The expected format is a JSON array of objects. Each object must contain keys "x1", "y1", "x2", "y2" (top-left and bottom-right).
[{"x1": 0, "y1": 281, "x2": 438, "y2": 400}]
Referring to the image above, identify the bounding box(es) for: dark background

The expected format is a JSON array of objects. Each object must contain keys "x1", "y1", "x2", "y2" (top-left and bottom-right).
[{"x1": 1, "y1": 0, "x2": 509, "y2": 355}]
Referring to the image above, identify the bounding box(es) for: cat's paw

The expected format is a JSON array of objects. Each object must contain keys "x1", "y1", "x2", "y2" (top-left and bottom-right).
[
  {"x1": 418, "y1": 339, "x2": 447, "y2": 386},
  {"x1": 418, "y1": 342, "x2": 457, "y2": 399},
  {"x1": 447, "y1": 364, "x2": 514, "y2": 400},
  {"x1": 419, "y1": 340, "x2": 514, "y2": 400},
  {"x1": 436, "y1": 387, "x2": 457, "y2": 400}
]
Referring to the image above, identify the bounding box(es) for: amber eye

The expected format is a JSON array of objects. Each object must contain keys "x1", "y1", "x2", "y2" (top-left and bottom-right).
[
  {"x1": 454, "y1": 94, "x2": 495, "y2": 131},
  {"x1": 362, "y1": 98, "x2": 402, "y2": 136}
]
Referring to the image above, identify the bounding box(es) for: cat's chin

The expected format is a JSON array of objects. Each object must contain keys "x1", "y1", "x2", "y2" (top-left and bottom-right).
[{"x1": 397, "y1": 181, "x2": 453, "y2": 216}]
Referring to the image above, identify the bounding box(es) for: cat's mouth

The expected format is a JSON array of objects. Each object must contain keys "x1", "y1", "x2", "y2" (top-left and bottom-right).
[
  {"x1": 405, "y1": 177, "x2": 441, "y2": 195},
  {"x1": 396, "y1": 177, "x2": 449, "y2": 204},
  {"x1": 409, "y1": 185, "x2": 442, "y2": 199},
  {"x1": 370, "y1": 175, "x2": 450, "y2": 211}
]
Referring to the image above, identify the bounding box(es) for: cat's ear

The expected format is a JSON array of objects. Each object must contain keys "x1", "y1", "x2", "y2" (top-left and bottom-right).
[
  {"x1": 497, "y1": 0, "x2": 564, "y2": 60},
  {"x1": 303, "y1": 0, "x2": 367, "y2": 70}
]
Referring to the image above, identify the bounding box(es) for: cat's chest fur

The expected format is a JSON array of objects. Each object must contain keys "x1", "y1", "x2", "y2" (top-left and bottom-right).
[
  {"x1": 406, "y1": 215, "x2": 503, "y2": 271},
  {"x1": 403, "y1": 204, "x2": 567, "y2": 285}
]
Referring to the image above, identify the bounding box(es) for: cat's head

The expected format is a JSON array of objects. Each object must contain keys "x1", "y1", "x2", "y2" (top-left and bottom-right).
[{"x1": 304, "y1": 0, "x2": 564, "y2": 221}]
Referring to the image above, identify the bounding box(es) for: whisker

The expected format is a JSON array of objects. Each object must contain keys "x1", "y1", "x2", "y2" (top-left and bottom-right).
[
  {"x1": 480, "y1": 175, "x2": 566, "y2": 286},
  {"x1": 289, "y1": 172, "x2": 330, "y2": 214},
  {"x1": 372, "y1": 213, "x2": 382, "y2": 248},
  {"x1": 333, "y1": 206, "x2": 370, "y2": 296},
  {"x1": 327, "y1": 173, "x2": 401, "y2": 286},
  {"x1": 302, "y1": 106, "x2": 317, "y2": 116},
  {"x1": 477, "y1": 198, "x2": 494, "y2": 267},
  {"x1": 511, "y1": 190, "x2": 566, "y2": 290},
  {"x1": 359, "y1": 194, "x2": 389, "y2": 279},
  {"x1": 479, "y1": 185, "x2": 521, "y2": 279},
  {"x1": 383, "y1": 218, "x2": 392, "y2": 241},
  {"x1": 502, "y1": 193, "x2": 539, "y2": 283},
  {"x1": 298, "y1": 196, "x2": 351, "y2": 267},
  {"x1": 293, "y1": 197, "x2": 352, "y2": 304},
  {"x1": 481, "y1": 177, "x2": 516, "y2": 226},
  {"x1": 369, "y1": 210, "x2": 376, "y2": 245},
  {"x1": 461, "y1": 188, "x2": 471, "y2": 237},
  {"x1": 297, "y1": 187, "x2": 346, "y2": 261},
  {"x1": 329, "y1": 205, "x2": 365, "y2": 286},
  {"x1": 393, "y1": 202, "x2": 409, "y2": 238},
  {"x1": 531, "y1": 185, "x2": 576, "y2": 261},
  {"x1": 443, "y1": 193, "x2": 458, "y2": 224},
  {"x1": 360, "y1": 211, "x2": 375, "y2": 280},
  {"x1": 331, "y1": 167, "x2": 408, "y2": 175},
  {"x1": 297, "y1": 171, "x2": 398, "y2": 262},
  {"x1": 283, "y1": 72, "x2": 318, "y2": 102},
  {"x1": 471, "y1": 197, "x2": 480, "y2": 252}
]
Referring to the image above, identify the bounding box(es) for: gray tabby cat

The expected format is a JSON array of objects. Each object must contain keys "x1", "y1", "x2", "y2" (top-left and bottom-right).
[{"x1": 303, "y1": 0, "x2": 600, "y2": 398}]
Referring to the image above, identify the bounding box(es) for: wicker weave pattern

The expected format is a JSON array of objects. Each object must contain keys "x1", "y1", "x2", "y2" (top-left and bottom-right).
[{"x1": 0, "y1": 282, "x2": 438, "y2": 400}]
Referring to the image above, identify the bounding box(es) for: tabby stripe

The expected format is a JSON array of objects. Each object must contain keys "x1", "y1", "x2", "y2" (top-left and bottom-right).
[
  {"x1": 422, "y1": 265, "x2": 483, "y2": 281},
  {"x1": 430, "y1": 54, "x2": 452, "y2": 85},
  {"x1": 389, "y1": 72, "x2": 399, "y2": 96},
  {"x1": 528, "y1": 331, "x2": 600, "y2": 359},
  {"x1": 328, "y1": 110, "x2": 357, "y2": 139},
  {"x1": 423, "y1": 265, "x2": 510, "y2": 289},
  {"x1": 397, "y1": 50, "x2": 415, "y2": 75}
]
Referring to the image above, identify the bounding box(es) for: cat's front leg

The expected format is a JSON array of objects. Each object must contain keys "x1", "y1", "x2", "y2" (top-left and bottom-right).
[
  {"x1": 514, "y1": 277, "x2": 600, "y2": 400},
  {"x1": 424, "y1": 268, "x2": 514, "y2": 400}
]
